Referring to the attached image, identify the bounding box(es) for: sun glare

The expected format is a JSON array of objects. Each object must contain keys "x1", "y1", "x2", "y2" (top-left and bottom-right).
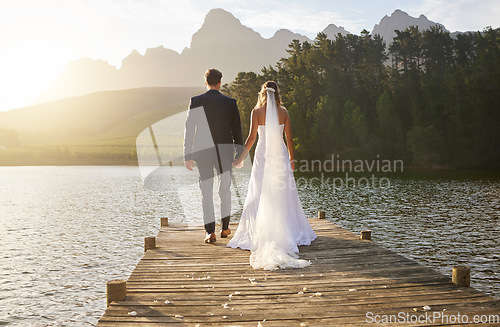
[{"x1": 0, "y1": 40, "x2": 69, "y2": 110}]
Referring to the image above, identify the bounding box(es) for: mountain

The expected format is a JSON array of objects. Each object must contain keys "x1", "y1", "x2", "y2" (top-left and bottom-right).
[
  {"x1": 0, "y1": 87, "x2": 203, "y2": 146},
  {"x1": 33, "y1": 8, "x2": 459, "y2": 106},
  {"x1": 34, "y1": 58, "x2": 121, "y2": 107},
  {"x1": 322, "y1": 24, "x2": 351, "y2": 39},
  {"x1": 34, "y1": 9, "x2": 310, "y2": 105},
  {"x1": 371, "y1": 9, "x2": 448, "y2": 45}
]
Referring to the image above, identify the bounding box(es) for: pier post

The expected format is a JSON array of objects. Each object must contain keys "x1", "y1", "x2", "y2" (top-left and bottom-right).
[
  {"x1": 106, "y1": 279, "x2": 127, "y2": 307},
  {"x1": 144, "y1": 236, "x2": 156, "y2": 252},
  {"x1": 161, "y1": 217, "x2": 169, "y2": 227},
  {"x1": 452, "y1": 266, "x2": 470, "y2": 287},
  {"x1": 360, "y1": 230, "x2": 371, "y2": 240},
  {"x1": 318, "y1": 211, "x2": 326, "y2": 219}
]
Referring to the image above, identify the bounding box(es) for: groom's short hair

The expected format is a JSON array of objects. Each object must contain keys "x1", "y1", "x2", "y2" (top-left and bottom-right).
[{"x1": 205, "y1": 69, "x2": 223, "y2": 86}]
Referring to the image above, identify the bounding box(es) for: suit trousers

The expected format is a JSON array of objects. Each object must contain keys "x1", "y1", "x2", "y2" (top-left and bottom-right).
[{"x1": 195, "y1": 155, "x2": 232, "y2": 234}]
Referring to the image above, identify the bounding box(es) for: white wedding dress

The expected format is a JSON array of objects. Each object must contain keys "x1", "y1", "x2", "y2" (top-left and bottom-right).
[{"x1": 228, "y1": 88, "x2": 316, "y2": 270}]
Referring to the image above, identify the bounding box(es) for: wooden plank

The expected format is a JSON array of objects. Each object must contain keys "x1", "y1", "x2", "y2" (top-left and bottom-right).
[{"x1": 96, "y1": 218, "x2": 500, "y2": 326}]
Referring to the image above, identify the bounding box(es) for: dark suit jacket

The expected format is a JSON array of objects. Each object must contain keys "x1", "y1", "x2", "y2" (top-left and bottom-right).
[{"x1": 184, "y1": 90, "x2": 243, "y2": 165}]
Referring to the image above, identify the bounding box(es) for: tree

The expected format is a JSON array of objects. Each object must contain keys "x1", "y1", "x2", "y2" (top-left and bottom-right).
[
  {"x1": 224, "y1": 27, "x2": 500, "y2": 168},
  {"x1": 406, "y1": 125, "x2": 445, "y2": 167}
]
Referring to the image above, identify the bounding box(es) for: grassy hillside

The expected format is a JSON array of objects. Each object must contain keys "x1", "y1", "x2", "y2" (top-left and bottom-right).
[{"x1": 0, "y1": 87, "x2": 204, "y2": 165}]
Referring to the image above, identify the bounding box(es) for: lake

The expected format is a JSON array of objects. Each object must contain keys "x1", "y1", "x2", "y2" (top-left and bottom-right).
[{"x1": 0, "y1": 166, "x2": 498, "y2": 326}]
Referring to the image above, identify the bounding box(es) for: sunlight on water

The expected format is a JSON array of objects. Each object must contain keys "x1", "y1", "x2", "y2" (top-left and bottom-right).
[
  {"x1": 0, "y1": 167, "x2": 164, "y2": 326},
  {"x1": 296, "y1": 170, "x2": 500, "y2": 299},
  {"x1": 0, "y1": 166, "x2": 498, "y2": 325}
]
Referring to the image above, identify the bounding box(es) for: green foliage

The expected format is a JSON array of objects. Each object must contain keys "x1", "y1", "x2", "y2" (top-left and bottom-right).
[
  {"x1": 225, "y1": 27, "x2": 500, "y2": 168},
  {"x1": 222, "y1": 72, "x2": 263, "y2": 135},
  {"x1": 406, "y1": 125, "x2": 445, "y2": 167}
]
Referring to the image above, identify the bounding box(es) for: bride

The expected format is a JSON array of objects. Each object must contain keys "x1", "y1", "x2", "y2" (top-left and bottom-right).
[{"x1": 228, "y1": 81, "x2": 317, "y2": 270}]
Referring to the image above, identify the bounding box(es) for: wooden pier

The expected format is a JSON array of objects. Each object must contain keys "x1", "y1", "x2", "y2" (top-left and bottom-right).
[{"x1": 97, "y1": 218, "x2": 499, "y2": 326}]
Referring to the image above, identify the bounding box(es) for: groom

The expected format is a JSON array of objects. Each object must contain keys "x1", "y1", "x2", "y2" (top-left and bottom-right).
[{"x1": 183, "y1": 68, "x2": 243, "y2": 243}]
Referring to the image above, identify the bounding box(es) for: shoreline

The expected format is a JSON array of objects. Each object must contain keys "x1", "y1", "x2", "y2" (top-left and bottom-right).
[{"x1": 0, "y1": 164, "x2": 499, "y2": 175}]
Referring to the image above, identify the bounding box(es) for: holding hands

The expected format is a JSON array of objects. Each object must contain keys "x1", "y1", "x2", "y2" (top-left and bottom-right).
[{"x1": 233, "y1": 156, "x2": 244, "y2": 168}]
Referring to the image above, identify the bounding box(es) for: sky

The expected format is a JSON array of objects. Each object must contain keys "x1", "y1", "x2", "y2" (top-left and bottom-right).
[{"x1": 0, "y1": 0, "x2": 498, "y2": 111}]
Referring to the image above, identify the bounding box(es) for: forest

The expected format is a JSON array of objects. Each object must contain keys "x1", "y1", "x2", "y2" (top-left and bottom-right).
[{"x1": 223, "y1": 26, "x2": 500, "y2": 168}]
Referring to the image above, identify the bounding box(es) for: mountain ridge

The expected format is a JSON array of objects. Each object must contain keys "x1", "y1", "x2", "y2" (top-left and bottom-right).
[
  {"x1": 0, "y1": 87, "x2": 203, "y2": 146},
  {"x1": 372, "y1": 9, "x2": 447, "y2": 45},
  {"x1": 33, "y1": 8, "x2": 458, "y2": 106}
]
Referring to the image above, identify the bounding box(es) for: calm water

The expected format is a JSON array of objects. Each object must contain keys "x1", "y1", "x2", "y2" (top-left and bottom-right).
[{"x1": 0, "y1": 166, "x2": 498, "y2": 326}]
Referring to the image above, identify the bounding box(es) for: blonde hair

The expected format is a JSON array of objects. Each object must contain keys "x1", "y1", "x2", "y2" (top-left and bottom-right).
[{"x1": 255, "y1": 81, "x2": 282, "y2": 108}]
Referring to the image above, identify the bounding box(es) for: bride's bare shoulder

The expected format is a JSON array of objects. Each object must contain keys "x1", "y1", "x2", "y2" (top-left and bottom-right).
[
  {"x1": 279, "y1": 106, "x2": 289, "y2": 117},
  {"x1": 252, "y1": 106, "x2": 265, "y2": 122},
  {"x1": 253, "y1": 106, "x2": 265, "y2": 115}
]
